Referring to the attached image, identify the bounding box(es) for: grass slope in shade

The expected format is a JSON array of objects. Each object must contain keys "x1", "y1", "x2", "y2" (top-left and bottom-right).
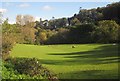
[{"x1": 10, "y1": 44, "x2": 119, "y2": 79}]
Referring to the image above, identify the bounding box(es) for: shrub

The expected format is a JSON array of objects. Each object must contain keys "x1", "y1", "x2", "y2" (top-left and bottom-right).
[
  {"x1": 3, "y1": 57, "x2": 58, "y2": 80},
  {"x1": 13, "y1": 58, "x2": 43, "y2": 76}
]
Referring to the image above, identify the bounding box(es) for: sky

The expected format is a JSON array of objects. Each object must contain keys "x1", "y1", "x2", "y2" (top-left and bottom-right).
[{"x1": 0, "y1": 2, "x2": 119, "y2": 24}]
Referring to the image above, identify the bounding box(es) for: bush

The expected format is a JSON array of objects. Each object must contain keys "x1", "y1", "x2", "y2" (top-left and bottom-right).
[
  {"x1": 3, "y1": 57, "x2": 58, "y2": 80},
  {"x1": 13, "y1": 58, "x2": 43, "y2": 76}
]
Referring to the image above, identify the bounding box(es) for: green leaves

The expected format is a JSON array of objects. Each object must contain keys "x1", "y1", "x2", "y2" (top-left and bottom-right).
[
  {"x1": 2, "y1": 57, "x2": 57, "y2": 80},
  {"x1": 93, "y1": 20, "x2": 120, "y2": 43}
]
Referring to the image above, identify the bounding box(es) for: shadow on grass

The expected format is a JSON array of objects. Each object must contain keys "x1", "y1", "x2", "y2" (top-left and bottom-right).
[
  {"x1": 58, "y1": 70, "x2": 119, "y2": 79},
  {"x1": 40, "y1": 44, "x2": 119, "y2": 65},
  {"x1": 38, "y1": 44, "x2": 119, "y2": 79}
]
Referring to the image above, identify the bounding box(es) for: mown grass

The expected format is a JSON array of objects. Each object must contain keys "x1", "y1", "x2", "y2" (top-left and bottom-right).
[{"x1": 10, "y1": 44, "x2": 119, "y2": 79}]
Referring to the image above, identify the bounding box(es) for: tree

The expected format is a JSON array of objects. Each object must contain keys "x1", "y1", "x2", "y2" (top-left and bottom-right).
[
  {"x1": 16, "y1": 14, "x2": 35, "y2": 26},
  {"x1": 2, "y1": 19, "x2": 18, "y2": 59},
  {"x1": 20, "y1": 23, "x2": 36, "y2": 44},
  {"x1": 16, "y1": 15, "x2": 23, "y2": 25},
  {"x1": 102, "y1": 2, "x2": 120, "y2": 24},
  {"x1": 71, "y1": 18, "x2": 81, "y2": 26},
  {"x1": 0, "y1": 22, "x2": 2, "y2": 57},
  {"x1": 46, "y1": 28, "x2": 69, "y2": 44},
  {"x1": 39, "y1": 32, "x2": 47, "y2": 44},
  {"x1": 0, "y1": 12, "x2": 3, "y2": 24},
  {"x1": 16, "y1": 15, "x2": 36, "y2": 44},
  {"x1": 68, "y1": 24, "x2": 95, "y2": 43},
  {"x1": 35, "y1": 29, "x2": 49, "y2": 45},
  {"x1": 23, "y1": 15, "x2": 35, "y2": 25},
  {"x1": 92, "y1": 20, "x2": 120, "y2": 43},
  {"x1": 53, "y1": 18, "x2": 67, "y2": 28}
]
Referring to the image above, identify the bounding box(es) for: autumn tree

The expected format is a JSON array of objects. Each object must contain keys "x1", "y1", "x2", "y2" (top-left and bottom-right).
[
  {"x1": 20, "y1": 23, "x2": 36, "y2": 44},
  {"x1": 16, "y1": 15, "x2": 36, "y2": 44}
]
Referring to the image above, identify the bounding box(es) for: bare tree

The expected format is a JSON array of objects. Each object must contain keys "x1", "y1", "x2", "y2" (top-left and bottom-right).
[
  {"x1": 23, "y1": 15, "x2": 35, "y2": 25},
  {"x1": 16, "y1": 14, "x2": 35, "y2": 25},
  {"x1": 16, "y1": 15, "x2": 23, "y2": 25}
]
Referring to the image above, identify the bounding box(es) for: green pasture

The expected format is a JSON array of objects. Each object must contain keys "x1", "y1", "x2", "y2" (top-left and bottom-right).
[{"x1": 10, "y1": 44, "x2": 119, "y2": 79}]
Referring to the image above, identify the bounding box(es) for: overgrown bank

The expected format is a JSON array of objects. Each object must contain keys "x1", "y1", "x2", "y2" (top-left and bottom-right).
[{"x1": 2, "y1": 57, "x2": 58, "y2": 80}]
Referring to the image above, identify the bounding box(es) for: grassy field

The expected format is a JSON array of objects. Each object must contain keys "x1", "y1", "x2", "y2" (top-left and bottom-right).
[{"x1": 10, "y1": 44, "x2": 119, "y2": 79}]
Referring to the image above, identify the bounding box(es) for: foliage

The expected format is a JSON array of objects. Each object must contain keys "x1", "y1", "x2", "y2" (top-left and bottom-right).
[
  {"x1": 33, "y1": 2, "x2": 120, "y2": 44},
  {"x1": 2, "y1": 19, "x2": 19, "y2": 60},
  {"x1": 20, "y1": 25, "x2": 36, "y2": 44},
  {"x1": 39, "y1": 32, "x2": 47, "y2": 44},
  {"x1": 68, "y1": 24, "x2": 95, "y2": 43},
  {"x1": 2, "y1": 57, "x2": 57, "y2": 80},
  {"x1": 46, "y1": 28, "x2": 69, "y2": 44},
  {"x1": 92, "y1": 20, "x2": 120, "y2": 43},
  {"x1": 16, "y1": 15, "x2": 36, "y2": 44},
  {"x1": 35, "y1": 20, "x2": 119, "y2": 44},
  {"x1": 2, "y1": 63, "x2": 33, "y2": 79},
  {"x1": 0, "y1": 25, "x2": 2, "y2": 57},
  {"x1": 76, "y1": 2, "x2": 120, "y2": 25},
  {"x1": 15, "y1": 2, "x2": 120, "y2": 45},
  {"x1": 53, "y1": 18, "x2": 67, "y2": 28},
  {"x1": 102, "y1": 2, "x2": 120, "y2": 24},
  {"x1": 78, "y1": 9, "x2": 99, "y2": 24},
  {"x1": 71, "y1": 18, "x2": 81, "y2": 26}
]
